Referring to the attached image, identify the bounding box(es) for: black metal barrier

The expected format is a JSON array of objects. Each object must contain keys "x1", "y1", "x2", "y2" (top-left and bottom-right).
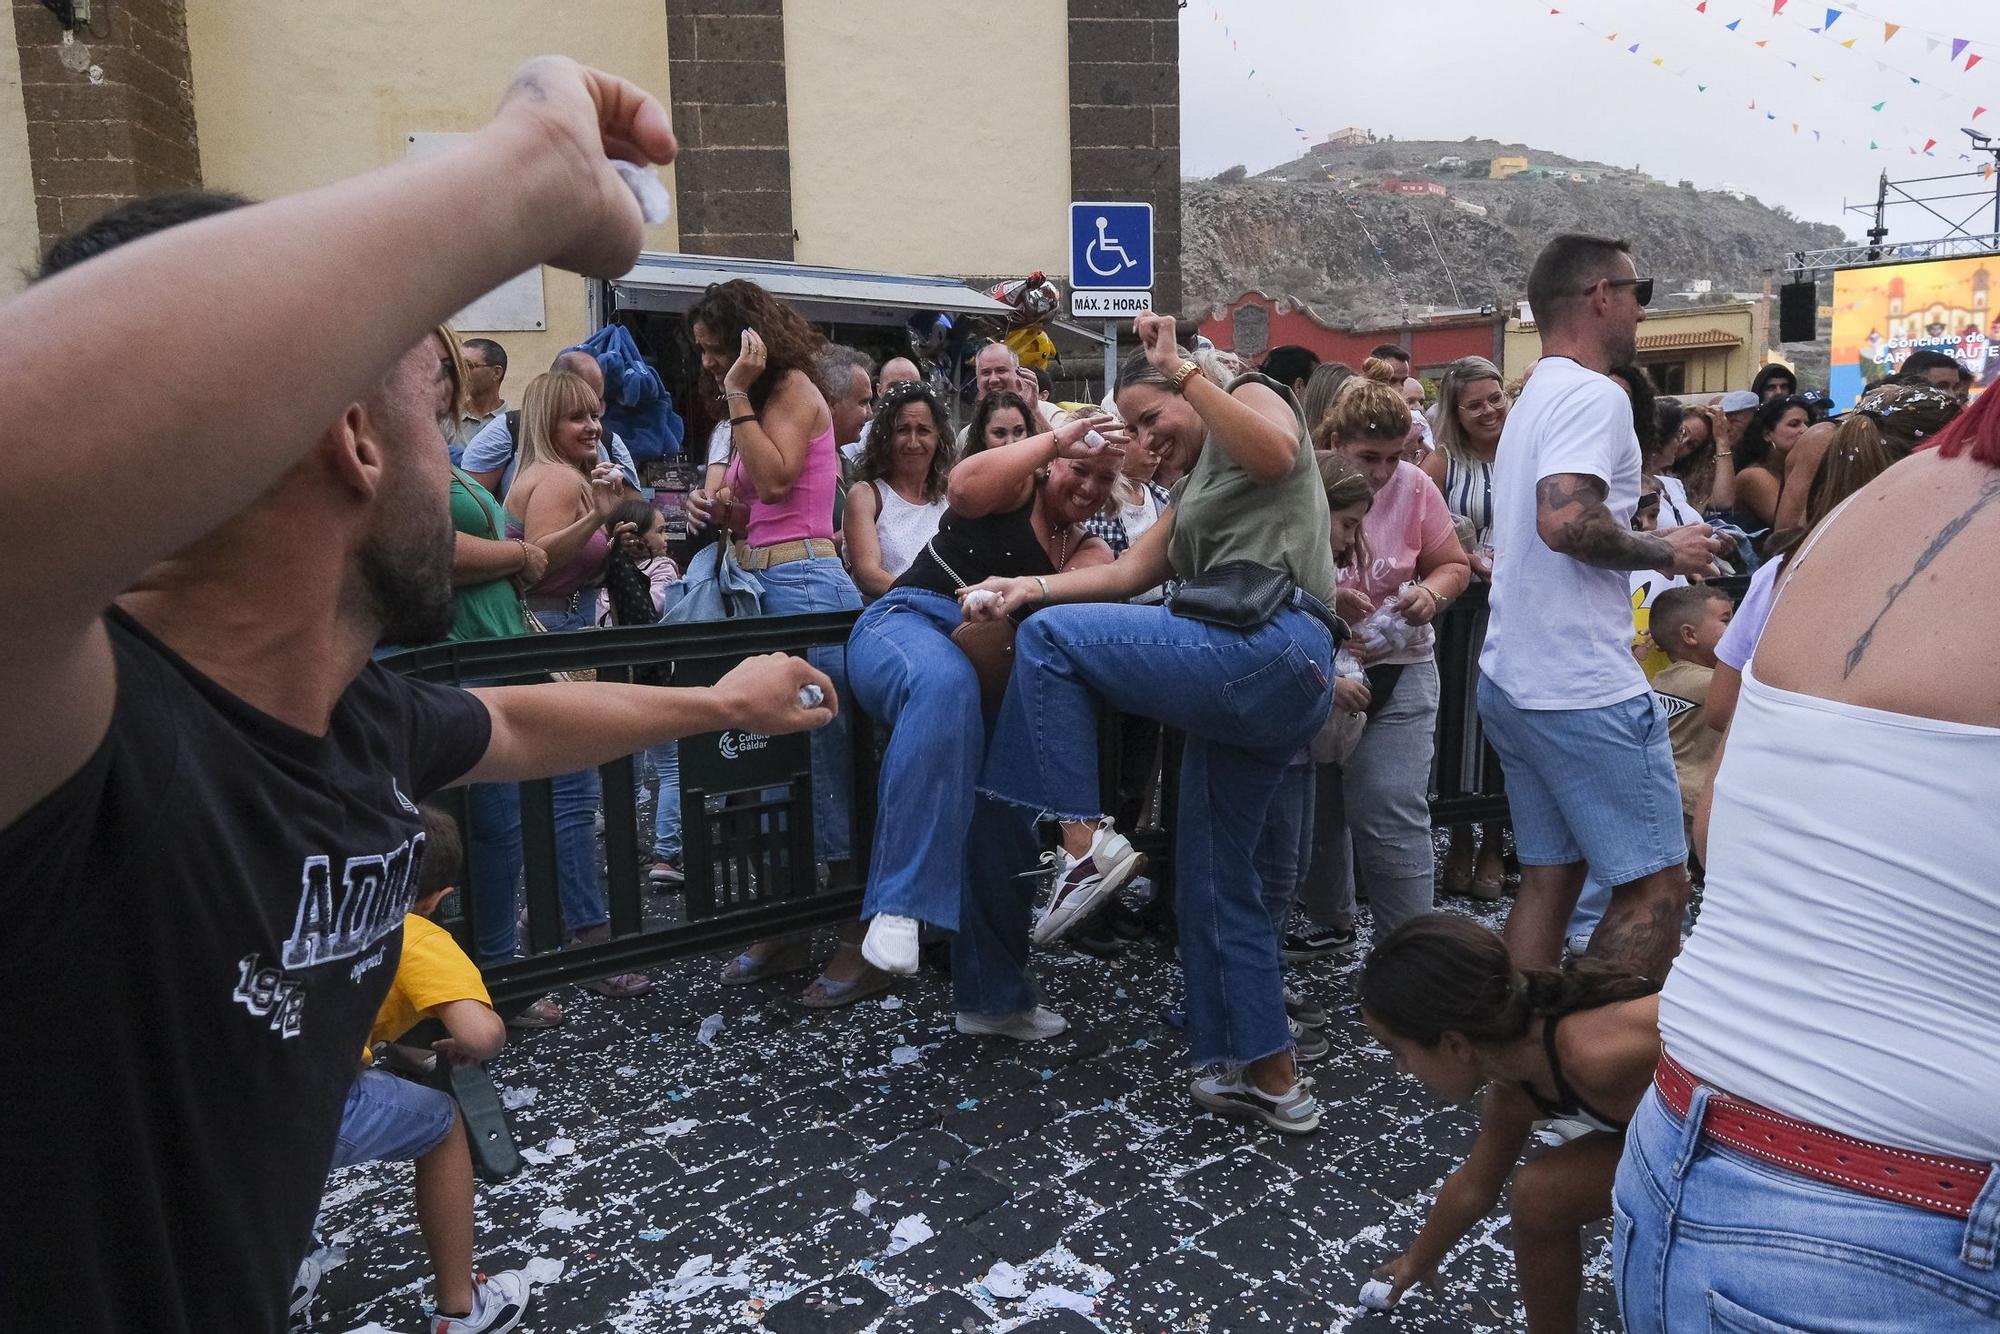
[{"x1": 385, "y1": 574, "x2": 1754, "y2": 1002}]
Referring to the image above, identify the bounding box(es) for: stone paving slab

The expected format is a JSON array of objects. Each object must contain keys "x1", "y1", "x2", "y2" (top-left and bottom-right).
[{"x1": 302, "y1": 895, "x2": 1622, "y2": 1332}]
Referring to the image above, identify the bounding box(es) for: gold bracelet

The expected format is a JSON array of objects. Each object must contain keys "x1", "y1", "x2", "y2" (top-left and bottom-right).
[{"x1": 1168, "y1": 360, "x2": 1200, "y2": 395}]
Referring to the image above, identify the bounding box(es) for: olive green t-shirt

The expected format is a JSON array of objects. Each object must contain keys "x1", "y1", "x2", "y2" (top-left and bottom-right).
[
  {"x1": 1166, "y1": 372, "x2": 1336, "y2": 604},
  {"x1": 447, "y1": 469, "x2": 528, "y2": 645}
]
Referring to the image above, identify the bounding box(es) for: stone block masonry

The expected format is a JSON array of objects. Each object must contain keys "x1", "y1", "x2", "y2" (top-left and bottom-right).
[
  {"x1": 668, "y1": 0, "x2": 794, "y2": 261},
  {"x1": 1068, "y1": 0, "x2": 1180, "y2": 314},
  {"x1": 10, "y1": 0, "x2": 200, "y2": 254}
]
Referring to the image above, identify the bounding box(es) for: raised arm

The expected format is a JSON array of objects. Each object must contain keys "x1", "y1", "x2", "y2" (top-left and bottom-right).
[
  {"x1": 1133, "y1": 312, "x2": 1300, "y2": 484},
  {"x1": 1536, "y1": 473, "x2": 1719, "y2": 579},
  {"x1": 947, "y1": 413, "x2": 1118, "y2": 518}
]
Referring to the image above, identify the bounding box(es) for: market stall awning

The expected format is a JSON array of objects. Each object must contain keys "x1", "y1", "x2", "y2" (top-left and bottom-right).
[{"x1": 609, "y1": 253, "x2": 1014, "y2": 326}]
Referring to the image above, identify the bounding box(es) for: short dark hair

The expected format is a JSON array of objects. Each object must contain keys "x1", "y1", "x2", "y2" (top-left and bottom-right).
[
  {"x1": 1526, "y1": 233, "x2": 1634, "y2": 334},
  {"x1": 416, "y1": 803, "x2": 464, "y2": 900},
  {"x1": 461, "y1": 337, "x2": 507, "y2": 374},
  {"x1": 1369, "y1": 343, "x2": 1412, "y2": 363},
  {"x1": 1650, "y1": 584, "x2": 1728, "y2": 653},
  {"x1": 1259, "y1": 344, "x2": 1321, "y2": 386},
  {"x1": 1898, "y1": 349, "x2": 1962, "y2": 377},
  {"x1": 35, "y1": 188, "x2": 255, "y2": 281},
  {"x1": 1607, "y1": 364, "x2": 1659, "y2": 451},
  {"x1": 1031, "y1": 365, "x2": 1054, "y2": 397}
]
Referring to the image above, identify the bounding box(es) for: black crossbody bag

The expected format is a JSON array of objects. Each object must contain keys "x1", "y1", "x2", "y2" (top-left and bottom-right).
[{"x1": 1169, "y1": 559, "x2": 1296, "y2": 630}]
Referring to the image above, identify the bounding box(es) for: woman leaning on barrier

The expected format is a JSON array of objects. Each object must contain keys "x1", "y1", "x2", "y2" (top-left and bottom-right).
[{"x1": 959, "y1": 312, "x2": 1342, "y2": 1135}]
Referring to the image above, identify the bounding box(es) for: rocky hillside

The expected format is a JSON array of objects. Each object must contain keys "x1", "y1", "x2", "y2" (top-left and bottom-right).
[{"x1": 1182, "y1": 136, "x2": 1845, "y2": 323}]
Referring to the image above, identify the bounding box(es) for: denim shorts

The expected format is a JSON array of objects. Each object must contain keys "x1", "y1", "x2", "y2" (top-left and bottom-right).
[
  {"x1": 1476, "y1": 677, "x2": 1686, "y2": 886},
  {"x1": 329, "y1": 1068, "x2": 457, "y2": 1170}
]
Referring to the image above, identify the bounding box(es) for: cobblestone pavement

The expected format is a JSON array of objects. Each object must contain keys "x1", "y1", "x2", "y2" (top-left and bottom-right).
[{"x1": 306, "y1": 893, "x2": 1620, "y2": 1333}]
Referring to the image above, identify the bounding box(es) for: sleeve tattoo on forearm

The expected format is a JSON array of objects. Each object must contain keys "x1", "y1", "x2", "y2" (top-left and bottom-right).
[{"x1": 1536, "y1": 473, "x2": 1674, "y2": 571}]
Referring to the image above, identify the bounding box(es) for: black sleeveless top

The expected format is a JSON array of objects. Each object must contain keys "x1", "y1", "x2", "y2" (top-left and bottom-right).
[
  {"x1": 1518, "y1": 1012, "x2": 1628, "y2": 1134},
  {"x1": 895, "y1": 497, "x2": 1060, "y2": 597}
]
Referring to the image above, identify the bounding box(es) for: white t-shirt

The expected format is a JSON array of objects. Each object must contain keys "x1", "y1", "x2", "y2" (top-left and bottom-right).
[{"x1": 1479, "y1": 356, "x2": 1650, "y2": 710}]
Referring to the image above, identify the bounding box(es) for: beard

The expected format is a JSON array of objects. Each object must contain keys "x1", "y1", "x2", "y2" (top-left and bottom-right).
[{"x1": 361, "y1": 487, "x2": 457, "y2": 646}]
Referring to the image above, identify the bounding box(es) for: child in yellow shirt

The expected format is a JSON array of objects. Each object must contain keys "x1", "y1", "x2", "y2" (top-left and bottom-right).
[{"x1": 299, "y1": 806, "x2": 529, "y2": 1334}]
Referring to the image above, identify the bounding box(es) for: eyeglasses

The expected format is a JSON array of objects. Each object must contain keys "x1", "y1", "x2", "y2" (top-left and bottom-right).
[{"x1": 1590, "y1": 277, "x2": 1654, "y2": 306}]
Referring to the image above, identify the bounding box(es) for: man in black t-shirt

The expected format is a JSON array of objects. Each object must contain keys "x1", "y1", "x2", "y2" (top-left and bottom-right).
[{"x1": 0, "y1": 59, "x2": 835, "y2": 1334}]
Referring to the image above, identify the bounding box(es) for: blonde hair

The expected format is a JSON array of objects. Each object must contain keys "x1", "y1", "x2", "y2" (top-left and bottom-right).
[
  {"x1": 438, "y1": 326, "x2": 469, "y2": 429},
  {"x1": 517, "y1": 371, "x2": 601, "y2": 476},
  {"x1": 1315, "y1": 377, "x2": 1410, "y2": 450},
  {"x1": 1431, "y1": 356, "x2": 1505, "y2": 469},
  {"x1": 1360, "y1": 356, "x2": 1403, "y2": 386}
]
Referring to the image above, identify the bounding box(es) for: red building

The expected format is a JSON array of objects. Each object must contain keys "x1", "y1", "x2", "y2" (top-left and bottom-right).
[{"x1": 1199, "y1": 291, "x2": 1505, "y2": 376}]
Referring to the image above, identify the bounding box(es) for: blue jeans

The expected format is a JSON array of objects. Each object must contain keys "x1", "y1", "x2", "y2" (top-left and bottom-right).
[
  {"x1": 1254, "y1": 763, "x2": 1315, "y2": 935},
  {"x1": 951, "y1": 795, "x2": 1048, "y2": 1018},
  {"x1": 645, "y1": 741, "x2": 682, "y2": 862},
  {"x1": 848, "y1": 589, "x2": 984, "y2": 930},
  {"x1": 330, "y1": 1069, "x2": 458, "y2": 1170},
  {"x1": 981, "y1": 599, "x2": 1336, "y2": 1068},
  {"x1": 757, "y1": 556, "x2": 862, "y2": 863},
  {"x1": 1614, "y1": 1083, "x2": 2000, "y2": 1332}
]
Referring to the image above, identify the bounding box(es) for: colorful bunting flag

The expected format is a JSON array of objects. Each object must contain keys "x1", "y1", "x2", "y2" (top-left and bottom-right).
[
  {"x1": 1726, "y1": 19, "x2": 1741, "y2": 30},
  {"x1": 1871, "y1": 100, "x2": 1885, "y2": 111},
  {"x1": 1771, "y1": 0, "x2": 1787, "y2": 13},
  {"x1": 1922, "y1": 138, "x2": 1936, "y2": 154},
  {"x1": 1628, "y1": 42, "x2": 1641, "y2": 53},
  {"x1": 1971, "y1": 55, "x2": 1985, "y2": 72},
  {"x1": 1841, "y1": 38, "x2": 1855, "y2": 49},
  {"x1": 1951, "y1": 38, "x2": 1969, "y2": 62},
  {"x1": 1883, "y1": 22, "x2": 1899, "y2": 43},
  {"x1": 1822, "y1": 7, "x2": 1839, "y2": 30},
  {"x1": 1977, "y1": 107, "x2": 1988, "y2": 121}
]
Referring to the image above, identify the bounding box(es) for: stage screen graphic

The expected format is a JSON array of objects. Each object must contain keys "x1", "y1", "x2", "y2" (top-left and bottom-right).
[{"x1": 1830, "y1": 255, "x2": 1997, "y2": 406}]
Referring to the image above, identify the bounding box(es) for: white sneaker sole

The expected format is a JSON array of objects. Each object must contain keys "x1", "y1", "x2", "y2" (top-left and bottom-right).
[
  {"x1": 1190, "y1": 1081, "x2": 1322, "y2": 1134},
  {"x1": 1033, "y1": 849, "x2": 1145, "y2": 945}
]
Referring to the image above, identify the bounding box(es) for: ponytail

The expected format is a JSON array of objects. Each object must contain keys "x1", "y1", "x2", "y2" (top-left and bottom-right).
[{"x1": 1360, "y1": 914, "x2": 1656, "y2": 1047}]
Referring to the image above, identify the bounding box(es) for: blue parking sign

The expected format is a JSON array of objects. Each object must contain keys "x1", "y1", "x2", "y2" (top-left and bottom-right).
[{"x1": 1070, "y1": 202, "x2": 1153, "y2": 291}]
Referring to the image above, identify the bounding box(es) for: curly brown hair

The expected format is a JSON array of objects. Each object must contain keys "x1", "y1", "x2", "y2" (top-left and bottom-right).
[
  {"x1": 964, "y1": 390, "x2": 1039, "y2": 457},
  {"x1": 687, "y1": 278, "x2": 828, "y2": 413},
  {"x1": 857, "y1": 381, "x2": 952, "y2": 503}
]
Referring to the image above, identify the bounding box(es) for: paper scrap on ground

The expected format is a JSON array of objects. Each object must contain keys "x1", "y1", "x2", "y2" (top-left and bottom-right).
[
  {"x1": 696, "y1": 1013, "x2": 724, "y2": 1047},
  {"x1": 519, "y1": 1147, "x2": 554, "y2": 1166},
  {"x1": 537, "y1": 1207, "x2": 587, "y2": 1232},
  {"x1": 884, "y1": 1214, "x2": 933, "y2": 1256},
  {"x1": 983, "y1": 1260, "x2": 1028, "y2": 1300},
  {"x1": 1359, "y1": 1278, "x2": 1396, "y2": 1311},
  {"x1": 522, "y1": 1256, "x2": 565, "y2": 1286},
  {"x1": 643, "y1": 1118, "x2": 700, "y2": 1137},
  {"x1": 544, "y1": 1137, "x2": 576, "y2": 1158},
  {"x1": 879, "y1": 996, "x2": 904, "y2": 1010},
  {"x1": 662, "y1": 1253, "x2": 750, "y2": 1303},
  {"x1": 1024, "y1": 1286, "x2": 1095, "y2": 1314},
  {"x1": 850, "y1": 1188, "x2": 875, "y2": 1217},
  {"x1": 889, "y1": 1045, "x2": 921, "y2": 1066},
  {"x1": 499, "y1": 1085, "x2": 537, "y2": 1111}
]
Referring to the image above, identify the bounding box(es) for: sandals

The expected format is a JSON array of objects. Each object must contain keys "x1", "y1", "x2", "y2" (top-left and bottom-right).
[
  {"x1": 797, "y1": 965, "x2": 892, "y2": 1009},
  {"x1": 719, "y1": 940, "x2": 815, "y2": 986},
  {"x1": 506, "y1": 996, "x2": 565, "y2": 1029}
]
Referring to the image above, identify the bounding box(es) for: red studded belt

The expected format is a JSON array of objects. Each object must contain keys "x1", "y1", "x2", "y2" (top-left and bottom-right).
[{"x1": 1655, "y1": 1052, "x2": 1990, "y2": 1220}]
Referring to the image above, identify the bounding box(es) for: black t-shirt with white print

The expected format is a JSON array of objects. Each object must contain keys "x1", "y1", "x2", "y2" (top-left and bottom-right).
[{"x1": 0, "y1": 608, "x2": 491, "y2": 1333}]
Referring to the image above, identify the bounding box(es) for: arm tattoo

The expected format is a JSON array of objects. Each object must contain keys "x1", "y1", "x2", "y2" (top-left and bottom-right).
[
  {"x1": 1845, "y1": 472, "x2": 2000, "y2": 677},
  {"x1": 1585, "y1": 888, "x2": 1682, "y2": 983},
  {"x1": 1536, "y1": 474, "x2": 1675, "y2": 571}
]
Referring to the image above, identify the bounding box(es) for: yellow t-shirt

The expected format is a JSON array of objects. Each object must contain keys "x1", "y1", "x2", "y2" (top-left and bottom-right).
[{"x1": 361, "y1": 915, "x2": 492, "y2": 1065}]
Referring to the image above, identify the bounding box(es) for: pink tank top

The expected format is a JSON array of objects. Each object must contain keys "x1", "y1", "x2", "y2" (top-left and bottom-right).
[{"x1": 725, "y1": 421, "x2": 838, "y2": 547}]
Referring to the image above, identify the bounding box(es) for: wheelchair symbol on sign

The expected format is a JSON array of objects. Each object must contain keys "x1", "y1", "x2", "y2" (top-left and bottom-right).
[{"x1": 1084, "y1": 215, "x2": 1139, "y2": 278}]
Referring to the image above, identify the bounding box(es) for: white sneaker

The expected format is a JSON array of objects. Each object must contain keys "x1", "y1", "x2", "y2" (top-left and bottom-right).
[
  {"x1": 1190, "y1": 1070, "x2": 1322, "y2": 1134},
  {"x1": 434, "y1": 1268, "x2": 531, "y2": 1334},
  {"x1": 955, "y1": 1006, "x2": 1070, "y2": 1041},
  {"x1": 1033, "y1": 818, "x2": 1144, "y2": 945},
  {"x1": 861, "y1": 914, "x2": 921, "y2": 974}
]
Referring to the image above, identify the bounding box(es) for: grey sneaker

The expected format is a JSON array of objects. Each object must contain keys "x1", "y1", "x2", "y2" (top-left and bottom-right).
[
  {"x1": 1033, "y1": 819, "x2": 1144, "y2": 945},
  {"x1": 955, "y1": 1006, "x2": 1070, "y2": 1041},
  {"x1": 1191, "y1": 1070, "x2": 1322, "y2": 1134},
  {"x1": 1290, "y1": 1017, "x2": 1331, "y2": 1063},
  {"x1": 1283, "y1": 987, "x2": 1330, "y2": 1029}
]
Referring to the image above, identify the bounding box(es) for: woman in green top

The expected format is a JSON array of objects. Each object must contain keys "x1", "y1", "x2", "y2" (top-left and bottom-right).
[{"x1": 962, "y1": 313, "x2": 1340, "y2": 1135}]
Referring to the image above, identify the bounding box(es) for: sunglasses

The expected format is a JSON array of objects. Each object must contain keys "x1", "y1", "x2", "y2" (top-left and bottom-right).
[{"x1": 1592, "y1": 276, "x2": 1654, "y2": 306}]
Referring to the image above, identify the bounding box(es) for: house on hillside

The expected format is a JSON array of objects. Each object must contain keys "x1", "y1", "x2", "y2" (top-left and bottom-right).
[
  {"x1": 1489, "y1": 156, "x2": 1529, "y2": 179},
  {"x1": 1379, "y1": 178, "x2": 1446, "y2": 197},
  {"x1": 1318, "y1": 126, "x2": 1371, "y2": 149}
]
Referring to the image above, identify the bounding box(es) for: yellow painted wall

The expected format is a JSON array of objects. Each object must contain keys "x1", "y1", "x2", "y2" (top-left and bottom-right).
[
  {"x1": 1504, "y1": 303, "x2": 1759, "y2": 394},
  {"x1": 1489, "y1": 156, "x2": 1528, "y2": 180},
  {"x1": 182, "y1": 1, "x2": 676, "y2": 377},
  {"x1": 0, "y1": 13, "x2": 38, "y2": 297},
  {"x1": 781, "y1": 0, "x2": 1069, "y2": 277}
]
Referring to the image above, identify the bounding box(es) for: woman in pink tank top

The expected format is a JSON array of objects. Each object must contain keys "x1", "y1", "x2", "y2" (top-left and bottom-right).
[{"x1": 686, "y1": 280, "x2": 868, "y2": 1005}]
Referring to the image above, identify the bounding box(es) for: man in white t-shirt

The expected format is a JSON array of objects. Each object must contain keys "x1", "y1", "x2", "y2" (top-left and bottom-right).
[{"x1": 1477, "y1": 233, "x2": 1722, "y2": 982}]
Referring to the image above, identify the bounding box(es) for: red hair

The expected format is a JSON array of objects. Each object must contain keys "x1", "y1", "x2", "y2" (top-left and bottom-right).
[{"x1": 1930, "y1": 387, "x2": 2000, "y2": 466}]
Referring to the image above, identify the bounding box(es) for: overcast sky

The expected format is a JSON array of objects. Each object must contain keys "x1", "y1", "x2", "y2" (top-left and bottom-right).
[{"x1": 1181, "y1": 0, "x2": 2000, "y2": 241}]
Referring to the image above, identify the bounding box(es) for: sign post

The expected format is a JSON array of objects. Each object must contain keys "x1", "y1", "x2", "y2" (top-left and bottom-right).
[{"x1": 1070, "y1": 201, "x2": 1154, "y2": 402}]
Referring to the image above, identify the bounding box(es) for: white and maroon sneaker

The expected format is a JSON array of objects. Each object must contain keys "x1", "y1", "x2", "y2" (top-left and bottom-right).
[{"x1": 1032, "y1": 818, "x2": 1144, "y2": 945}]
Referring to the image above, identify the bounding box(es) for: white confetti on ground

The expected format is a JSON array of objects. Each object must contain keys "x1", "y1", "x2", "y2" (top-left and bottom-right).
[
  {"x1": 661, "y1": 1253, "x2": 751, "y2": 1303},
  {"x1": 983, "y1": 1259, "x2": 1028, "y2": 1299},
  {"x1": 850, "y1": 1188, "x2": 875, "y2": 1217},
  {"x1": 696, "y1": 1014, "x2": 724, "y2": 1047},
  {"x1": 519, "y1": 1147, "x2": 554, "y2": 1166},
  {"x1": 499, "y1": 1085, "x2": 538, "y2": 1111},
  {"x1": 537, "y1": 1207, "x2": 588, "y2": 1232},
  {"x1": 884, "y1": 1214, "x2": 932, "y2": 1256},
  {"x1": 889, "y1": 1046, "x2": 921, "y2": 1066},
  {"x1": 643, "y1": 1118, "x2": 700, "y2": 1137},
  {"x1": 1024, "y1": 1285, "x2": 1096, "y2": 1314},
  {"x1": 522, "y1": 1256, "x2": 566, "y2": 1286},
  {"x1": 615, "y1": 1065, "x2": 640, "y2": 1078},
  {"x1": 544, "y1": 1137, "x2": 577, "y2": 1158},
  {"x1": 878, "y1": 996, "x2": 904, "y2": 1010}
]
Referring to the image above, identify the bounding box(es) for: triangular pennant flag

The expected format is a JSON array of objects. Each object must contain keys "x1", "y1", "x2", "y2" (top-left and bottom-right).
[
  {"x1": 1842, "y1": 38, "x2": 1855, "y2": 49},
  {"x1": 1698, "y1": 83, "x2": 1708, "y2": 91},
  {"x1": 1952, "y1": 38, "x2": 1970, "y2": 61},
  {"x1": 1823, "y1": 7, "x2": 1839, "y2": 29},
  {"x1": 1927, "y1": 38, "x2": 1941, "y2": 55},
  {"x1": 1870, "y1": 139, "x2": 1878, "y2": 149},
  {"x1": 1871, "y1": 100, "x2": 1885, "y2": 110},
  {"x1": 1726, "y1": 18, "x2": 1741, "y2": 30},
  {"x1": 1792, "y1": 123, "x2": 1800, "y2": 133},
  {"x1": 1608, "y1": 31, "x2": 1618, "y2": 40},
  {"x1": 1976, "y1": 107, "x2": 1988, "y2": 120},
  {"x1": 1653, "y1": 56, "x2": 1665, "y2": 65},
  {"x1": 1772, "y1": 0, "x2": 1787, "y2": 13},
  {"x1": 1755, "y1": 39, "x2": 1768, "y2": 47},
  {"x1": 1883, "y1": 22, "x2": 1899, "y2": 42},
  {"x1": 1768, "y1": 111, "x2": 1778, "y2": 119},
  {"x1": 1971, "y1": 54, "x2": 1985, "y2": 71},
  {"x1": 1923, "y1": 138, "x2": 1937, "y2": 153},
  {"x1": 1629, "y1": 42, "x2": 1641, "y2": 53},
  {"x1": 1696, "y1": 0, "x2": 1707, "y2": 10}
]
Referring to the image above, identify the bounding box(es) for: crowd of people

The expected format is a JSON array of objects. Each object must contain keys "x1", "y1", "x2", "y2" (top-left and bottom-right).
[{"x1": 2, "y1": 56, "x2": 1995, "y2": 1334}]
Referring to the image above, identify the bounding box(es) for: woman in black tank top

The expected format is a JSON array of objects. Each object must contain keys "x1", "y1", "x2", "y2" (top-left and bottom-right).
[
  {"x1": 1358, "y1": 914, "x2": 1660, "y2": 1330},
  {"x1": 844, "y1": 411, "x2": 1122, "y2": 990}
]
